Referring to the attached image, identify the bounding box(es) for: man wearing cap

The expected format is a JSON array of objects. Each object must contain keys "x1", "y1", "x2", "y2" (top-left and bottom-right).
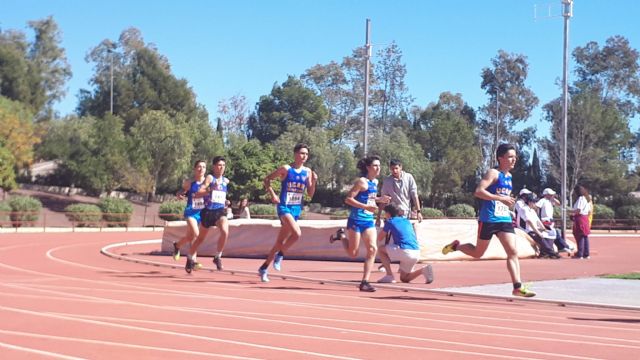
[
  {"x1": 522, "y1": 194, "x2": 561, "y2": 258},
  {"x1": 514, "y1": 188, "x2": 532, "y2": 230},
  {"x1": 536, "y1": 188, "x2": 574, "y2": 253}
]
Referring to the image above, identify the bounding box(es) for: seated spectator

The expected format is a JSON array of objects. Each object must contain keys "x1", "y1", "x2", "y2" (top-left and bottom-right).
[
  {"x1": 536, "y1": 188, "x2": 573, "y2": 253},
  {"x1": 376, "y1": 204, "x2": 434, "y2": 284},
  {"x1": 237, "y1": 198, "x2": 251, "y2": 219},
  {"x1": 521, "y1": 194, "x2": 561, "y2": 259},
  {"x1": 513, "y1": 188, "x2": 532, "y2": 230}
]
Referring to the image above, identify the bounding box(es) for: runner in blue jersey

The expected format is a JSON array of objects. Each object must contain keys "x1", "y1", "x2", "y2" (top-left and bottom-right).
[
  {"x1": 258, "y1": 143, "x2": 317, "y2": 282},
  {"x1": 332, "y1": 155, "x2": 389, "y2": 292},
  {"x1": 172, "y1": 160, "x2": 207, "y2": 266},
  {"x1": 376, "y1": 204, "x2": 434, "y2": 284},
  {"x1": 442, "y1": 144, "x2": 535, "y2": 297},
  {"x1": 185, "y1": 156, "x2": 231, "y2": 273}
]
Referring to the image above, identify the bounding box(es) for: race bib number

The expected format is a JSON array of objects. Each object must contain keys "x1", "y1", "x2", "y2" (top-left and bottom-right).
[
  {"x1": 191, "y1": 197, "x2": 205, "y2": 210},
  {"x1": 210, "y1": 190, "x2": 226, "y2": 205},
  {"x1": 363, "y1": 198, "x2": 376, "y2": 215},
  {"x1": 285, "y1": 192, "x2": 303, "y2": 205},
  {"x1": 495, "y1": 201, "x2": 509, "y2": 217}
]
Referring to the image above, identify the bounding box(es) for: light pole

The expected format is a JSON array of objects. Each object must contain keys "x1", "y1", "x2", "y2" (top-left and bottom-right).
[
  {"x1": 561, "y1": 0, "x2": 573, "y2": 237},
  {"x1": 363, "y1": 19, "x2": 371, "y2": 156},
  {"x1": 107, "y1": 41, "x2": 115, "y2": 115}
]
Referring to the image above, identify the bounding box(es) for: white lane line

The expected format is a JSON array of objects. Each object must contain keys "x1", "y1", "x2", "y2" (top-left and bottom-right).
[
  {"x1": 3, "y1": 239, "x2": 636, "y2": 358},
  {"x1": 0, "y1": 341, "x2": 85, "y2": 360},
  {"x1": 0, "y1": 286, "x2": 617, "y2": 360},
  {"x1": 0, "y1": 305, "x2": 359, "y2": 360},
  {"x1": 0, "y1": 330, "x2": 257, "y2": 359},
  {"x1": 4, "y1": 250, "x2": 639, "y2": 346},
  {"x1": 0, "y1": 305, "x2": 553, "y2": 360},
  {"x1": 2, "y1": 288, "x2": 638, "y2": 351}
]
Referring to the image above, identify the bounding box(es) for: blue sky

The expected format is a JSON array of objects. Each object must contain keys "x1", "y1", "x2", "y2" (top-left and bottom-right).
[{"x1": 3, "y1": 0, "x2": 640, "y2": 138}]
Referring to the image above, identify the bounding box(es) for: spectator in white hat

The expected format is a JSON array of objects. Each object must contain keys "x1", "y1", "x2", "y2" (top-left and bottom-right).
[{"x1": 535, "y1": 187, "x2": 574, "y2": 252}]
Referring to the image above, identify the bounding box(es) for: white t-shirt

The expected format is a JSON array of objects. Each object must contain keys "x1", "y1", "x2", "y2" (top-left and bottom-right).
[
  {"x1": 535, "y1": 197, "x2": 554, "y2": 221},
  {"x1": 573, "y1": 196, "x2": 591, "y2": 215},
  {"x1": 514, "y1": 199, "x2": 527, "y2": 230}
]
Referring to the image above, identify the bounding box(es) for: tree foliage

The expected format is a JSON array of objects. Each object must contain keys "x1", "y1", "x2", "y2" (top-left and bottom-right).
[
  {"x1": 543, "y1": 87, "x2": 638, "y2": 197},
  {"x1": 78, "y1": 28, "x2": 197, "y2": 130},
  {"x1": 248, "y1": 76, "x2": 329, "y2": 143},
  {"x1": 477, "y1": 50, "x2": 539, "y2": 168},
  {"x1": 0, "y1": 16, "x2": 71, "y2": 118},
  {"x1": 573, "y1": 35, "x2": 640, "y2": 117},
  {"x1": 0, "y1": 96, "x2": 39, "y2": 169},
  {"x1": 128, "y1": 110, "x2": 193, "y2": 196},
  {"x1": 412, "y1": 92, "x2": 481, "y2": 207}
]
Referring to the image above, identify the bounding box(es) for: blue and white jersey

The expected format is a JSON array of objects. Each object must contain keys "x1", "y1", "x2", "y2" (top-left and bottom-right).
[
  {"x1": 349, "y1": 178, "x2": 378, "y2": 221},
  {"x1": 279, "y1": 166, "x2": 310, "y2": 208},
  {"x1": 478, "y1": 171, "x2": 512, "y2": 223},
  {"x1": 184, "y1": 179, "x2": 205, "y2": 214},
  {"x1": 383, "y1": 216, "x2": 419, "y2": 250},
  {"x1": 205, "y1": 176, "x2": 229, "y2": 210}
]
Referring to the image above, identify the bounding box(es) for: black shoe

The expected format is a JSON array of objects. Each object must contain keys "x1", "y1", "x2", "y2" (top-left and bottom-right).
[
  {"x1": 330, "y1": 228, "x2": 346, "y2": 244},
  {"x1": 213, "y1": 256, "x2": 223, "y2": 271},
  {"x1": 185, "y1": 258, "x2": 193, "y2": 274},
  {"x1": 359, "y1": 281, "x2": 376, "y2": 292}
]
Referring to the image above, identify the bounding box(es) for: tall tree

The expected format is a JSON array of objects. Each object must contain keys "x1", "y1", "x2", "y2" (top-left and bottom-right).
[
  {"x1": 528, "y1": 147, "x2": 543, "y2": 194},
  {"x1": 128, "y1": 110, "x2": 193, "y2": 196},
  {"x1": 273, "y1": 123, "x2": 356, "y2": 191},
  {"x1": 27, "y1": 16, "x2": 72, "y2": 119},
  {"x1": 0, "y1": 17, "x2": 70, "y2": 118},
  {"x1": 0, "y1": 146, "x2": 17, "y2": 194},
  {"x1": 78, "y1": 28, "x2": 197, "y2": 130},
  {"x1": 217, "y1": 94, "x2": 250, "y2": 136},
  {"x1": 573, "y1": 35, "x2": 640, "y2": 117},
  {"x1": 248, "y1": 76, "x2": 329, "y2": 143},
  {"x1": 478, "y1": 50, "x2": 539, "y2": 169},
  {"x1": 368, "y1": 128, "x2": 433, "y2": 196},
  {"x1": 0, "y1": 96, "x2": 39, "y2": 170},
  {"x1": 543, "y1": 87, "x2": 637, "y2": 197},
  {"x1": 371, "y1": 41, "x2": 413, "y2": 129},
  {"x1": 412, "y1": 92, "x2": 481, "y2": 208}
]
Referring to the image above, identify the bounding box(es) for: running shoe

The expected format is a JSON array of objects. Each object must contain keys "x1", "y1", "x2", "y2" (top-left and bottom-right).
[
  {"x1": 273, "y1": 253, "x2": 284, "y2": 271},
  {"x1": 193, "y1": 261, "x2": 203, "y2": 271},
  {"x1": 259, "y1": 268, "x2": 269, "y2": 282},
  {"x1": 377, "y1": 274, "x2": 396, "y2": 283},
  {"x1": 172, "y1": 242, "x2": 180, "y2": 261},
  {"x1": 185, "y1": 258, "x2": 193, "y2": 274},
  {"x1": 359, "y1": 281, "x2": 376, "y2": 292},
  {"x1": 213, "y1": 256, "x2": 223, "y2": 271},
  {"x1": 512, "y1": 285, "x2": 536, "y2": 298},
  {"x1": 422, "y1": 264, "x2": 434, "y2": 284},
  {"x1": 329, "y1": 228, "x2": 346, "y2": 244},
  {"x1": 442, "y1": 240, "x2": 460, "y2": 255},
  {"x1": 558, "y1": 248, "x2": 572, "y2": 253}
]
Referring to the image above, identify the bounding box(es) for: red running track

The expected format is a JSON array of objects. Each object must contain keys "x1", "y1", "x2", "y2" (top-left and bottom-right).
[{"x1": 0, "y1": 232, "x2": 639, "y2": 359}]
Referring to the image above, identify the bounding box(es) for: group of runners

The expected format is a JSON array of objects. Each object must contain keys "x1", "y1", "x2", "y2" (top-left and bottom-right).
[{"x1": 171, "y1": 142, "x2": 537, "y2": 297}]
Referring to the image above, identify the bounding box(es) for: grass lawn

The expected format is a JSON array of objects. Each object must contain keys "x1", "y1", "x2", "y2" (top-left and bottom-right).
[{"x1": 600, "y1": 272, "x2": 640, "y2": 280}]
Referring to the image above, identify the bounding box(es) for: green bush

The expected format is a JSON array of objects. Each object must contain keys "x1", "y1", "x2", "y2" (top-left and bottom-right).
[
  {"x1": 158, "y1": 199, "x2": 186, "y2": 221},
  {"x1": 421, "y1": 207, "x2": 444, "y2": 218},
  {"x1": 99, "y1": 197, "x2": 133, "y2": 226},
  {"x1": 65, "y1": 203, "x2": 102, "y2": 227},
  {"x1": 446, "y1": 203, "x2": 476, "y2": 218},
  {"x1": 249, "y1": 204, "x2": 276, "y2": 218},
  {"x1": 330, "y1": 208, "x2": 350, "y2": 219},
  {"x1": 8, "y1": 196, "x2": 42, "y2": 227},
  {"x1": 593, "y1": 204, "x2": 614, "y2": 220},
  {"x1": 0, "y1": 201, "x2": 11, "y2": 225},
  {"x1": 616, "y1": 205, "x2": 640, "y2": 226}
]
